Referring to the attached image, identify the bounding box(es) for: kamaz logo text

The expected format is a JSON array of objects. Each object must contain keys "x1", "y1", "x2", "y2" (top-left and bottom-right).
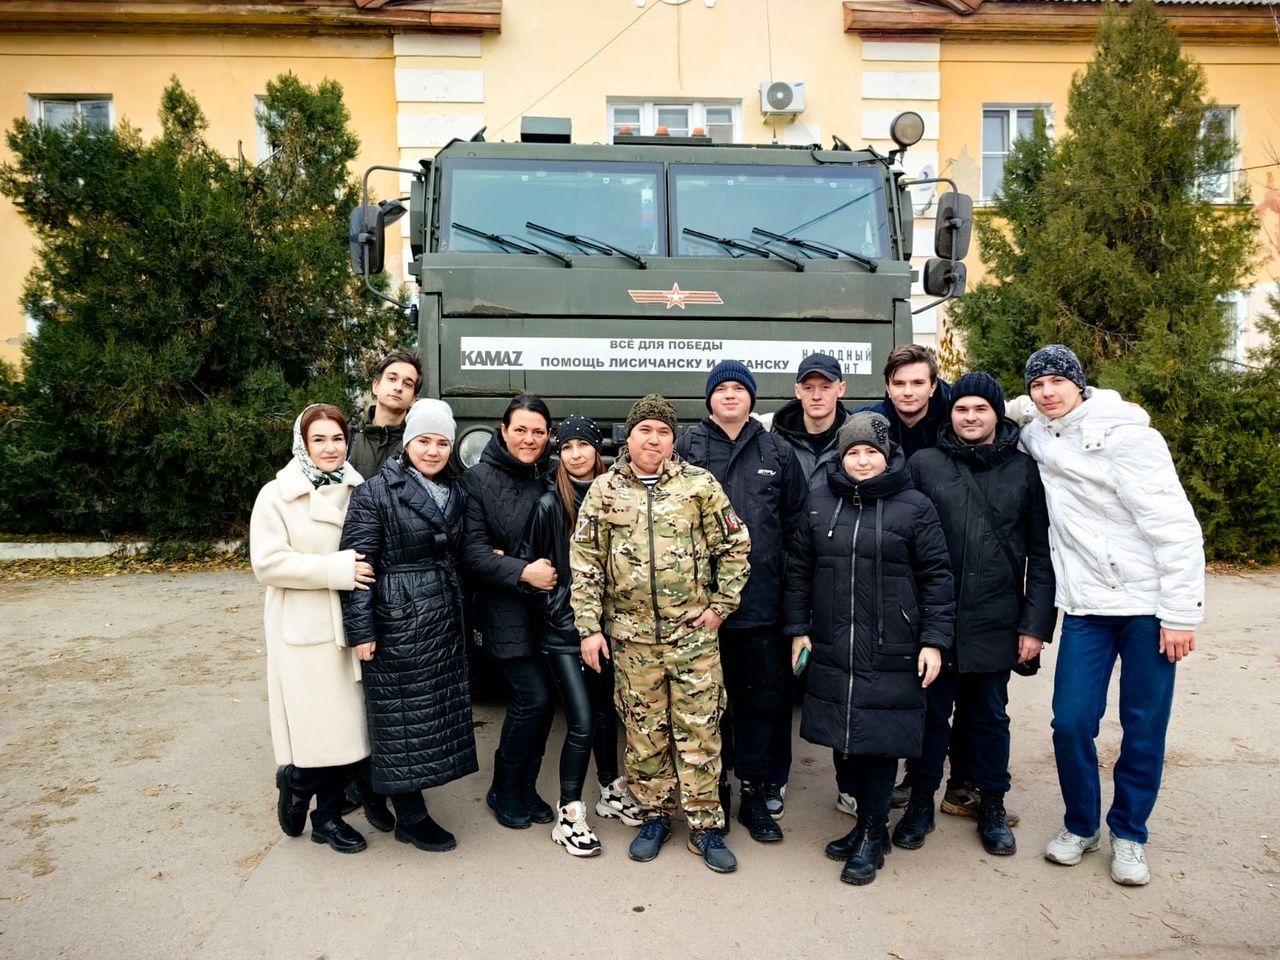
[{"x1": 462, "y1": 349, "x2": 523, "y2": 367}]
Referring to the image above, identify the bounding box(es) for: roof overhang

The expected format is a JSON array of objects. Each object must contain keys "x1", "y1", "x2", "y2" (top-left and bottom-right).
[
  {"x1": 0, "y1": 0, "x2": 502, "y2": 36},
  {"x1": 843, "y1": 1, "x2": 1280, "y2": 44}
]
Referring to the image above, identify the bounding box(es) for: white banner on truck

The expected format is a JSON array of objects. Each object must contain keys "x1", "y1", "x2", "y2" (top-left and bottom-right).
[{"x1": 459, "y1": 337, "x2": 873, "y2": 376}]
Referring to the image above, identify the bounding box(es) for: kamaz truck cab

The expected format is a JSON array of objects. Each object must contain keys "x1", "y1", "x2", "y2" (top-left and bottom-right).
[{"x1": 351, "y1": 113, "x2": 970, "y2": 465}]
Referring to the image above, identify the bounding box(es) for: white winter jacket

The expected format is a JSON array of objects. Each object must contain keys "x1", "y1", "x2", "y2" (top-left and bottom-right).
[{"x1": 1018, "y1": 390, "x2": 1204, "y2": 630}]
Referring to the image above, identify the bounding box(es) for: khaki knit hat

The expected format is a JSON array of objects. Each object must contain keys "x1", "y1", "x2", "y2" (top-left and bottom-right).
[{"x1": 625, "y1": 394, "x2": 678, "y2": 436}]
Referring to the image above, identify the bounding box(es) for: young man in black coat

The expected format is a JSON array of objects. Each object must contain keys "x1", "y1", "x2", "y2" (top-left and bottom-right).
[
  {"x1": 675, "y1": 360, "x2": 808, "y2": 842},
  {"x1": 898, "y1": 372, "x2": 1056, "y2": 856}
]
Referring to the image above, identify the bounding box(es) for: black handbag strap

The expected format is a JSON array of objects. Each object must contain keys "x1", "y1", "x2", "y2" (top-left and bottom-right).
[{"x1": 954, "y1": 460, "x2": 1019, "y2": 575}]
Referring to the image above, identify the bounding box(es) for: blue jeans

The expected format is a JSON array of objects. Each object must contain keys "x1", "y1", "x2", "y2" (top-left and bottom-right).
[{"x1": 1052, "y1": 615, "x2": 1176, "y2": 843}]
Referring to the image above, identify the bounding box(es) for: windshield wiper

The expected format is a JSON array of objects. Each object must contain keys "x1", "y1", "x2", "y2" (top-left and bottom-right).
[
  {"x1": 451, "y1": 221, "x2": 572, "y2": 268},
  {"x1": 751, "y1": 226, "x2": 878, "y2": 272},
  {"x1": 681, "y1": 227, "x2": 804, "y2": 272},
  {"x1": 526, "y1": 221, "x2": 647, "y2": 269}
]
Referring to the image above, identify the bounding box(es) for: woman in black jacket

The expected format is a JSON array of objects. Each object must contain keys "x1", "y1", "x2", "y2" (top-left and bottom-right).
[
  {"x1": 340, "y1": 399, "x2": 479, "y2": 853},
  {"x1": 785, "y1": 412, "x2": 955, "y2": 886},
  {"x1": 516, "y1": 415, "x2": 640, "y2": 856},
  {"x1": 460, "y1": 395, "x2": 560, "y2": 830}
]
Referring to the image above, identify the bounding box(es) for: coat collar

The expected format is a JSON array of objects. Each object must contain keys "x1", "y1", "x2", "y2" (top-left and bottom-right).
[
  {"x1": 383, "y1": 456, "x2": 451, "y2": 528},
  {"x1": 274, "y1": 458, "x2": 361, "y2": 527}
]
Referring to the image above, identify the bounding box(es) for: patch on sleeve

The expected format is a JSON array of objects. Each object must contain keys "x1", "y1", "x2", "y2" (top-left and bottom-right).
[
  {"x1": 574, "y1": 514, "x2": 598, "y2": 544},
  {"x1": 721, "y1": 506, "x2": 742, "y2": 531}
]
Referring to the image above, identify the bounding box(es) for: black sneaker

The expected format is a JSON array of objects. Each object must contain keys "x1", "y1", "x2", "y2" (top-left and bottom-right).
[
  {"x1": 275, "y1": 765, "x2": 311, "y2": 838},
  {"x1": 764, "y1": 782, "x2": 786, "y2": 820},
  {"x1": 310, "y1": 817, "x2": 367, "y2": 854},
  {"x1": 978, "y1": 795, "x2": 1017, "y2": 856},
  {"x1": 737, "y1": 783, "x2": 783, "y2": 843},
  {"x1": 688, "y1": 827, "x2": 738, "y2": 873}
]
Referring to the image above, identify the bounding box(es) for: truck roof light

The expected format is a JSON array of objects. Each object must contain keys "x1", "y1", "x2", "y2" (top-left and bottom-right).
[
  {"x1": 655, "y1": 126, "x2": 669, "y2": 136},
  {"x1": 890, "y1": 111, "x2": 925, "y2": 151},
  {"x1": 692, "y1": 127, "x2": 706, "y2": 137}
]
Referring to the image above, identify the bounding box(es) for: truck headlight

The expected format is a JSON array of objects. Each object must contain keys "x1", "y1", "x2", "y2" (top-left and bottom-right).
[{"x1": 458, "y1": 428, "x2": 491, "y2": 468}]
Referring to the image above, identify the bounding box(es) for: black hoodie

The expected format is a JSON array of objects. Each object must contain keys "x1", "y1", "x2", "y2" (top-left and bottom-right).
[{"x1": 770, "y1": 399, "x2": 851, "y2": 489}]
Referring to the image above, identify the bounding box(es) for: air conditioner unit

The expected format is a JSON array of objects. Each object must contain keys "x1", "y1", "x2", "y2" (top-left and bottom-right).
[{"x1": 760, "y1": 80, "x2": 806, "y2": 116}]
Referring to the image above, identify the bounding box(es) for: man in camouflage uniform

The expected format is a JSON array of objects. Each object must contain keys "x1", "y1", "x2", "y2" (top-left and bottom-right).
[{"x1": 571, "y1": 394, "x2": 751, "y2": 873}]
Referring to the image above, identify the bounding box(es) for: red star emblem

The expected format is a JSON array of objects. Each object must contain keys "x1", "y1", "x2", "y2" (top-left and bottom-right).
[{"x1": 663, "y1": 283, "x2": 689, "y2": 309}]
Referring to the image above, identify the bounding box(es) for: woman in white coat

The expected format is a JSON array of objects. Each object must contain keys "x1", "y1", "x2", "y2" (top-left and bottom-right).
[{"x1": 250, "y1": 403, "x2": 376, "y2": 854}]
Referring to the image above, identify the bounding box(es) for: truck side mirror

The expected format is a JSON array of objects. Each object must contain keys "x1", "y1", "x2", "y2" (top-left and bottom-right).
[
  {"x1": 923, "y1": 258, "x2": 967, "y2": 298},
  {"x1": 348, "y1": 200, "x2": 407, "y2": 276},
  {"x1": 934, "y1": 191, "x2": 972, "y2": 260}
]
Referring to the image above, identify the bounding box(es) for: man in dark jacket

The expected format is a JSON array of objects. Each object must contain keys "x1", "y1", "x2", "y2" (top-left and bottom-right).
[
  {"x1": 897, "y1": 372, "x2": 1056, "y2": 857},
  {"x1": 346, "y1": 351, "x2": 422, "y2": 480},
  {"x1": 858, "y1": 343, "x2": 951, "y2": 461},
  {"x1": 676, "y1": 360, "x2": 808, "y2": 843}
]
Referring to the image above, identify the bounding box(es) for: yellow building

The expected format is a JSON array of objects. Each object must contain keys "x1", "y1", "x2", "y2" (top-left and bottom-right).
[{"x1": 2, "y1": 0, "x2": 1277, "y2": 365}]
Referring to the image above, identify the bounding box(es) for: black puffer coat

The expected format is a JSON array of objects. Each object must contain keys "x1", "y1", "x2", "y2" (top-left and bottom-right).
[
  {"x1": 339, "y1": 455, "x2": 479, "y2": 795},
  {"x1": 907, "y1": 419, "x2": 1056, "y2": 672},
  {"x1": 784, "y1": 448, "x2": 955, "y2": 758},
  {"x1": 459, "y1": 431, "x2": 554, "y2": 659},
  {"x1": 514, "y1": 479, "x2": 589, "y2": 655},
  {"x1": 676, "y1": 418, "x2": 808, "y2": 628}
]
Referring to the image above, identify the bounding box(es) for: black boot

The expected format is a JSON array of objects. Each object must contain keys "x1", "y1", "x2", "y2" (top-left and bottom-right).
[
  {"x1": 737, "y1": 782, "x2": 783, "y2": 843},
  {"x1": 718, "y1": 778, "x2": 732, "y2": 837},
  {"x1": 825, "y1": 821, "x2": 863, "y2": 862},
  {"x1": 357, "y1": 765, "x2": 395, "y2": 833},
  {"x1": 521, "y1": 756, "x2": 555, "y2": 825},
  {"x1": 840, "y1": 821, "x2": 889, "y2": 886},
  {"x1": 891, "y1": 792, "x2": 936, "y2": 850},
  {"x1": 487, "y1": 750, "x2": 531, "y2": 829},
  {"x1": 977, "y1": 793, "x2": 1017, "y2": 856},
  {"x1": 395, "y1": 812, "x2": 457, "y2": 853}
]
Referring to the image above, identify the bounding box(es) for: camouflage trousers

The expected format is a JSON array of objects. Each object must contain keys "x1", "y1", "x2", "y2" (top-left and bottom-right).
[{"x1": 613, "y1": 628, "x2": 726, "y2": 830}]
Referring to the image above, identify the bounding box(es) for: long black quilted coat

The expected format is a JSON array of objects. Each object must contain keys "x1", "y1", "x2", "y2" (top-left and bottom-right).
[
  {"x1": 459, "y1": 431, "x2": 554, "y2": 659},
  {"x1": 784, "y1": 448, "x2": 955, "y2": 759},
  {"x1": 339, "y1": 455, "x2": 479, "y2": 795}
]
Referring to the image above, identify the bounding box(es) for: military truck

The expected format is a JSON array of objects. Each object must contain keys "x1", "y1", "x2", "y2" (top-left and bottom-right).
[{"x1": 350, "y1": 113, "x2": 970, "y2": 465}]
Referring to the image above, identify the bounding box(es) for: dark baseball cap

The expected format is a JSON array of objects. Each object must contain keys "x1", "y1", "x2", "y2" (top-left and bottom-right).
[{"x1": 796, "y1": 353, "x2": 843, "y2": 382}]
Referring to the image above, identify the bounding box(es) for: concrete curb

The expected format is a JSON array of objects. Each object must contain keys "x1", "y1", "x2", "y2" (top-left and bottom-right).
[{"x1": 0, "y1": 540, "x2": 241, "y2": 560}]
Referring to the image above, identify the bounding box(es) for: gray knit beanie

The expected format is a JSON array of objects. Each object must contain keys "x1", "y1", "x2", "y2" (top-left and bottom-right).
[
  {"x1": 403, "y1": 398, "x2": 456, "y2": 445},
  {"x1": 837, "y1": 411, "x2": 892, "y2": 460},
  {"x1": 1024, "y1": 345, "x2": 1086, "y2": 393}
]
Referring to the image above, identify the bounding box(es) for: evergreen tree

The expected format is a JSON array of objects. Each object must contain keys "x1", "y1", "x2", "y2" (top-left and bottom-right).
[
  {"x1": 947, "y1": 0, "x2": 1275, "y2": 560},
  {"x1": 0, "y1": 75, "x2": 401, "y2": 539}
]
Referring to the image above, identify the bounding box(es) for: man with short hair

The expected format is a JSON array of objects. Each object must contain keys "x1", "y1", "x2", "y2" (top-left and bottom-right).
[
  {"x1": 676, "y1": 361, "x2": 807, "y2": 843},
  {"x1": 860, "y1": 344, "x2": 951, "y2": 460},
  {"x1": 1019, "y1": 345, "x2": 1203, "y2": 887},
  {"x1": 571, "y1": 394, "x2": 751, "y2": 873},
  {"x1": 346, "y1": 351, "x2": 422, "y2": 479},
  {"x1": 896, "y1": 372, "x2": 1056, "y2": 858}
]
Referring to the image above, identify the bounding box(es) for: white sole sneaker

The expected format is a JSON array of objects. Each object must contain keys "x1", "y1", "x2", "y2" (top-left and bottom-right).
[
  {"x1": 835, "y1": 792, "x2": 858, "y2": 818},
  {"x1": 1044, "y1": 829, "x2": 1101, "y2": 865},
  {"x1": 551, "y1": 803, "x2": 602, "y2": 858},
  {"x1": 1110, "y1": 834, "x2": 1151, "y2": 886}
]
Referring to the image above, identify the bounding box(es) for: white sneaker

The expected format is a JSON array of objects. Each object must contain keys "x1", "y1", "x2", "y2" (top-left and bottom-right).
[
  {"x1": 1044, "y1": 828, "x2": 1102, "y2": 865},
  {"x1": 835, "y1": 791, "x2": 858, "y2": 818},
  {"x1": 551, "y1": 801, "x2": 602, "y2": 858},
  {"x1": 1110, "y1": 834, "x2": 1151, "y2": 886},
  {"x1": 596, "y1": 776, "x2": 644, "y2": 827},
  {"x1": 764, "y1": 783, "x2": 786, "y2": 820}
]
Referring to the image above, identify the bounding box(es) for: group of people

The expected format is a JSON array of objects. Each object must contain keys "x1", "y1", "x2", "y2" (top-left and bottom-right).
[{"x1": 250, "y1": 341, "x2": 1204, "y2": 889}]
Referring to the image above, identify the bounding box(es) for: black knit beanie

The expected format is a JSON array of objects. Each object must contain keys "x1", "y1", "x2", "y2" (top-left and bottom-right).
[
  {"x1": 1024, "y1": 344, "x2": 1086, "y2": 393},
  {"x1": 950, "y1": 371, "x2": 1006, "y2": 420},
  {"x1": 554, "y1": 414, "x2": 603, "y2": 452},
  {"x1": 704, "y1": 359, "x2": 757, "y2": 411}
]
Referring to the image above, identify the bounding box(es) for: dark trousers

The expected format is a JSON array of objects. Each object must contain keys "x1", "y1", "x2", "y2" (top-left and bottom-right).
[
  {"x1": 1053, "y1": 615, "x2": 1175, "y2": 843},
  {"x1": 767, "y1": 671, "x2": 797, "y2": 786},
  {"x1": 494, "y1": 653, "x2": 556, "y2": 777},
  {"x1": 546, "y1": 651, "x2": 620, "y2": 805},
  {"x1": 390, "y1": 790, "x2": 428, "y2": 825},
  {"x1": 718, "y1": 625, "x2": 789, "y2": 783},
  {"x1": 833, "y1": 754, "x2": 897, "y2": 826},
  {"x1": 906, "y1": 668, "x2": 1012, "y2": 798},
  {"x1": 290, "y1": 764, "x2": 352, "y2": 829}
]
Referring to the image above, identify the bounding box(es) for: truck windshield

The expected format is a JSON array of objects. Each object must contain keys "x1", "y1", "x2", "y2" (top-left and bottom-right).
[
  {"x1": 439, "y1": 158, "x2": 664, "y2": 258},
  {"x1": 671, "y1": 163, "x2": 890, "y2": 260}
]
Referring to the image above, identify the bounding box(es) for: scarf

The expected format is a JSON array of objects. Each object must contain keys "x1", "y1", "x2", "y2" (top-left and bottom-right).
[
  {"x1": 292, "y1": 410, "x2": 346, "y2": 488},
  {"x1": 409, "y1": 462, "x2": 452, "y2": 510}
]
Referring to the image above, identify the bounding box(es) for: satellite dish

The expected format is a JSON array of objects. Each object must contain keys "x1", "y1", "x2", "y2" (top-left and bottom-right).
[{"x1": 765, "y1": 82, "x2": 794, "y2": 112}]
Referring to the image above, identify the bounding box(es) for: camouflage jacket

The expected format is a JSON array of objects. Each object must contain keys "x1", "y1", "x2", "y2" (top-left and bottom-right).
[{"x1": 569, "y1": 454, "x2": 751, "y2": 645}]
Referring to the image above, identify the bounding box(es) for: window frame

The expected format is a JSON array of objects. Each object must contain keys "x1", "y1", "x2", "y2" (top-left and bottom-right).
[
  {"x1": 1198, "y1": 105, "x2": 1240, "y2": 204},
  {"x1": 608, "y1": 99, "x2": 742, "y2": 144},
  {"x1": 980, "y1": 103, "x2": 1053, "y2": 203},
  {"x1": 29, "y1": 94, "x2": 113, "y2": 132}
]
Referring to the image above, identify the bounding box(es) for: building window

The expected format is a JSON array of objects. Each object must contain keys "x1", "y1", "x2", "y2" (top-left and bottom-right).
[
  {"x1": 1219, "y1": 292, "x2": 1248, "y2": 368},
  {"x1": 254, "y1": 96, "x2": 280, "y2": 164},
  {"x1": 609, "y1": 100, "x2": 741, "y2": 144},
  {"x1": 31, "y1": 96, "x2": 112, "y2": 132},
  {"x1": 981, "y1": 105, "x2": 1051, "y2": 201},
  {"x1": 1198, "y1": 106, "x2": 1239, "y2": 203}
]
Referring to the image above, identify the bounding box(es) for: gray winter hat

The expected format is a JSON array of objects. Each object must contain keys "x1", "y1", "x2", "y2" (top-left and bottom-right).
[
  {"x1": 837, "y1": 411, "x2": 892, "y2": 460},
  {"x1": 404, "y1": 398, "x2": 456, "y2": 445},
  {"x1": 1024, "y1": 344, "x2": 1086, "y2": 393}
]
